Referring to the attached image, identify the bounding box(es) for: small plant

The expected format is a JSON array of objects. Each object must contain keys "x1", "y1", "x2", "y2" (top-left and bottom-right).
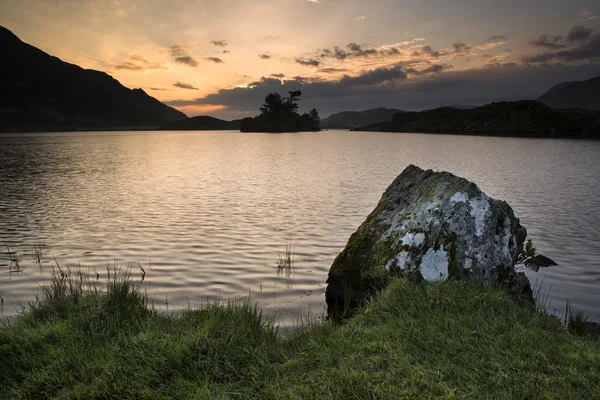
[
  {"x1": 565, "y1": 301, "x2": 600, "y2": 340},
  {"x1": 276, "y1": 240, "x2": 295, "y2": 278},
  {"x1": 516, "y1": 239, "x2": 558, "y2": 272},
  {"x1": 31, "y1": 240, "x2": 48, "y2": 267},
  {"x1": 4, "y1": 242, "x2": 20, "y2": 273}
]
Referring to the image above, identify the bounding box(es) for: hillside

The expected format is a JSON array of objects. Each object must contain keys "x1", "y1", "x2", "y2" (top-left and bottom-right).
[
  {"x1": 0, "y1": 26, "x2": 187, "y2": 132},
  {"x1": 160, "y1": 116, "x2": 241, "y2": 130},
  {"x1": 354, "y1": 101, "x2": 600, "y2": 138},
  {"x1": 321, "y1": 107, "x2": 404, "y2": 129},
  {"x1": 537, "y1": 76, "x2": 600, "y2": 111}
]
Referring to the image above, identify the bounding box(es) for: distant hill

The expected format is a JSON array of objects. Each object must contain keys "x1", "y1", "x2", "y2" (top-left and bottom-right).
[
  {"x1": 321, "y1": 108, "x2": 404, "y2": 129},
  {"x1": 537, "y1": 76, "x2": 600, "y2": 110},
  {"x1": 160, "y1": 116, "x2": 241, "y2": 131},
  {"x1": 0, "y1": 25, "x2": 187, "y2": 132},
  {"x1": 354, "y1": 101, "x2": 600, "y2": 138}
]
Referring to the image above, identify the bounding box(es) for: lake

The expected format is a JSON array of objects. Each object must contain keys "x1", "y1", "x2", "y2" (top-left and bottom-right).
[{"x1": 1, "y1": 130, "x2": 599, "y2": 325}]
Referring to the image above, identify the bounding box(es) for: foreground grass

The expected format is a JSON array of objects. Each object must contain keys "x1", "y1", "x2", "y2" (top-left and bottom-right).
[{"x1": 1, "y1": 273, "x2": 599, "y2": 399}]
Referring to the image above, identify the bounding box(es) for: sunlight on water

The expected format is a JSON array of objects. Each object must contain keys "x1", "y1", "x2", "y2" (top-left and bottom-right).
[{"x1": 1, "y1": 130, "x2": 599, "y2": 324}]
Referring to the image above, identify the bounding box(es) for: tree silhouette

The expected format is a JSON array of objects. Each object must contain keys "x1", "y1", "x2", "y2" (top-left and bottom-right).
[{"x1": 241, "y1": 90, "x2": 320, "y2": 132}]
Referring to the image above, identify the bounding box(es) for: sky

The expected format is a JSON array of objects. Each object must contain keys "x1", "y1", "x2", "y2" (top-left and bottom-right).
[{"x1": 2, "y1": 0, "x2": 600, "y2": 119}]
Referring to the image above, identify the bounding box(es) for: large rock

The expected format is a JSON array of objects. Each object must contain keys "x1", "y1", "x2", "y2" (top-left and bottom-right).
[{"x1": 326, "y1": 165, "x2": 530, "y2": 315}]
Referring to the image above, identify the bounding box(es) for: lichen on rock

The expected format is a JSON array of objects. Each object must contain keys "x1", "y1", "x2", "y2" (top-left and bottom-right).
[{"x1": 326, "y1": 165, "x2": 530, "y2": 316}]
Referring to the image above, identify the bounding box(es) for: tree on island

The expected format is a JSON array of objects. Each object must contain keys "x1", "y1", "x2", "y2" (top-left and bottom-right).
[{"x1": 241, "y1": 90, "x2": 320, "y2": 132}]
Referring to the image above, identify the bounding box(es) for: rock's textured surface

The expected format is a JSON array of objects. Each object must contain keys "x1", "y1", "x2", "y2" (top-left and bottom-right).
[{"x1": 326, "y1": 165, "x2": 529, "y2": 314}]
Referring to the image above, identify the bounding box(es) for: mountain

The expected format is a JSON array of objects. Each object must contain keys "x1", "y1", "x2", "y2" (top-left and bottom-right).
[
  {"x1": 0, "y1": 25, "x2": 187, "y2": 132},
  {"x1": 354, "y1": 101, "x2": 600, "y2": 138},
  {"x1": 160, "y1": 116, "x2": 241, "y2": 130},
  {"x1": 537, "y1": 77, "x2": 600, "y2": 110},
  {"x1": 321, "y1": 108, "x2": 404, "y2": 129}
]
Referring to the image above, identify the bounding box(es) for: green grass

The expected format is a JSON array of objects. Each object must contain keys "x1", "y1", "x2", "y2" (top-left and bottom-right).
[{"x1": 1, "y1": 270, "x2": 599, "y2": 399}]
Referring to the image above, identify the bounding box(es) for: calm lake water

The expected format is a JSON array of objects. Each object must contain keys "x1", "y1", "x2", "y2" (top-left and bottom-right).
[{"x1": 1, "y1": 130, "x2": 599, "y2": 324}]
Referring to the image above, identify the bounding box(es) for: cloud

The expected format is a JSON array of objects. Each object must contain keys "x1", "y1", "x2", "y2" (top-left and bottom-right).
[
  {"x1": 405, "y1": 64, "x2": 453, "y2": 75},
  {"x1": 174, "y1": 56, "x2": 199, "y2": 67},
  {"x1": 174, "y1": 81, "x2": 199, "y2": 90},
  {"x1": 567, "y1": 25, "x2": 593, "y2": 42},
  {"x1": 452, "y1": 42, "x2": 472, "y2": 53},
  {"x1": 295, "y1": 58, "x2": 321, "y2": 67},
  {"x1": 528, "y1": 35, "x2": 566, "y2": 49},
  {"x1": 522, "y1": 33, "x2": 600, "y2": 63},
  {"x1": 262, "y1": 35, "x2": 281, "y2": 42},
  {"x1": 339, "y1": 66, "x2": 407, "y2": 86},
  {"x1": 222, "y1": 50, "x2": 231, "y2": 54},
  {"x1": 419, "y1": 45, "x2": 441, "y2": 58},
  {"x1": 114, "y1": 55, "x2": 168, "y2": 71},
  {"x1": 489, "y1": 35, "x2": 507, "y2": 41},
  {"x1": 579, "y1": 9, "x2": 600, "y2": 21},
  {"x1": 211, "y1": 40, "x2": 228, "y2": 47},
  {"x1": 259, "y1": 54, "x2": 271, "y2": 59},
  {"x1": 270, "y1": 73, "x2": 285, "y2": 78},
  {"x1": 166, "y1": 62, "x2": 600, "y2": 119},
  {"x1": 206, "y1": 57, "x2": 224, "y2": 63},
  {"x1": 169, "y1": 45, "x2": 199, "y2": 67},
  {"x1": 318, "y1": 67, "x2": 351, "y2": 74},
  {"x1": 149, "y1": 87, "x2": 167, "y2": 91}
]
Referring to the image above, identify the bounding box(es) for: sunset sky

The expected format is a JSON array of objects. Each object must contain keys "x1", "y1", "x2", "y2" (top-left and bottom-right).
[{"x1": 2, "y1": 0, "x2": 599, "y2": 119}]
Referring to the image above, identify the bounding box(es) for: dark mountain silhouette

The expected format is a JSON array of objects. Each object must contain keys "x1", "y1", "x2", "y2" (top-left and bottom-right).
[
  {"x1": 321, "y1": 108, "x2": 404, "y2": 129},
  {"x1": 537, "y1": 76, "x2": 600, "y2": 110},
  {"x1": 354, "y1": 101, "x2": 600, "y2": 138},
  {"x1": 0, "y1": 25, "x2": 187, "y2": 132},
  {"x1": 160, "y1": 116, "x2": 241, "y2": 130}
]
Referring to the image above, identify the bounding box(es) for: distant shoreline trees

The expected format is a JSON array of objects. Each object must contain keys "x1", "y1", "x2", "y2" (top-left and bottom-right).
[{"x1": 240, "y1": 90, "x2": 320, "y2": 132}]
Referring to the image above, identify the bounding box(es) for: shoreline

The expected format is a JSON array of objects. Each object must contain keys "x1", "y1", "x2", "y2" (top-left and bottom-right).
[{"x1": 1, "y1": 269, "x2": 599, "y2": 397}]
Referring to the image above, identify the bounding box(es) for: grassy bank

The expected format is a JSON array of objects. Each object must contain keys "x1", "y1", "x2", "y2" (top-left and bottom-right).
[{"x1": 1, "y1": 270, "x2": 599, "y2": 399}]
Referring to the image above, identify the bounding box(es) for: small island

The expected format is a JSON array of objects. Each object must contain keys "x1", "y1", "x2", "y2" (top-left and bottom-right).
[{"x1": 240, "y1": 90, "x2": 321, "y2": 132}]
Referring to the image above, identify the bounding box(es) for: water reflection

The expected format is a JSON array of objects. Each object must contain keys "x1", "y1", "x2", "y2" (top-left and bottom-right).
[{"x1": 0, "y1": 131, "x2": 599, "y2": 324}]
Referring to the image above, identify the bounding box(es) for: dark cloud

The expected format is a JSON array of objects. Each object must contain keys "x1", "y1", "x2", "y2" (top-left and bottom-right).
[
  {"x1": 270, "y1": 73, "x2": 286, "y2": 78},
  {"x1": 174, "y1": 56, "x2": 199, "y2": 67},
  {"x1": 114, "y1": 62, "x2": 145, "y2": 71},
  {"x1": 383, "y1": 48, "x2": 402, "y2": 56},
  {"x1": 259, "y1": 54, "x2": 271, "y2": 59},
  {"x1": 169, "y1": 45, "x2": 199, "y2": 67},
  {"x1": 420, "y1": 46, "x2": 441, "y2": 58},
  {"x1": 114, "y1": 58, "x2": 167, "y2": 71},
  {"x1": 322, "y1": 43, "x2": 390, "y2": 60},
  {"x1": 247, "y1": 77, "x2": 283, "y2": 88},
  {"x1": 567, "y1": 25, "x2": 593, "y2": 42},
  {"x1": 206, "y1": 57, "x2": 224, "y2": 63},
  {"x1": 295, "y1": 58, "x2": 320, "y2": 67},
  {"x1": 169, "y1": 45, "x2": 187, "y2": 57},
  {"x1": 318, "y1": 67, "x2": 351, "y2": 74},
  {"x1": 405, "y1": 64, "x2": 453, "y2": 75},
  {"x1": 222, "y1": 50, "x2": 231, "y2": 54},
  {"x1": 489, "y1": 35, "x2": 507, "y2": 41},
  {"x1": 339, "y1": 66, "x2": 407, "y2": 86},
  {"x1": 522, "y1": 33, "x2": 600, "y2": 63},
  {"x1": 166, "y1": 63, "x2": 600, "y2": 120},
  {"x1": 129, "y1": 54, "x2": 147, "y2": 62},
  {"x1": 528, "y1": 35, "x2": 566, "y2": 49},
  {"x1": 211, "y1": 40, "x2": 228, "y2": 47},
  {"x1": 149, "y1": 87, "x2": 167, "y2": 91},
  {"x1": 452, "y1": 42, "x2": 471, "y2": 53},
  {"x1": 173, "y1": 81, "x2": 199, "y2": 90},
  {"x1": 333, "y1": 46, "x2": 349, "y2": 60}
]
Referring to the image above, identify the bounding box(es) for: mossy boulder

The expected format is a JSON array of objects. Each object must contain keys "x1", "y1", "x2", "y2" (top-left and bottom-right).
[{"x1": 326, "y1": 165, "x2": 530, "y2": 315}]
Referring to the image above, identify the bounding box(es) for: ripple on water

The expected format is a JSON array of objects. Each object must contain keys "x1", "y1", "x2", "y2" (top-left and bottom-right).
[{"x1": 0, "y1": 131, "x2": 599, "y2": 324}]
